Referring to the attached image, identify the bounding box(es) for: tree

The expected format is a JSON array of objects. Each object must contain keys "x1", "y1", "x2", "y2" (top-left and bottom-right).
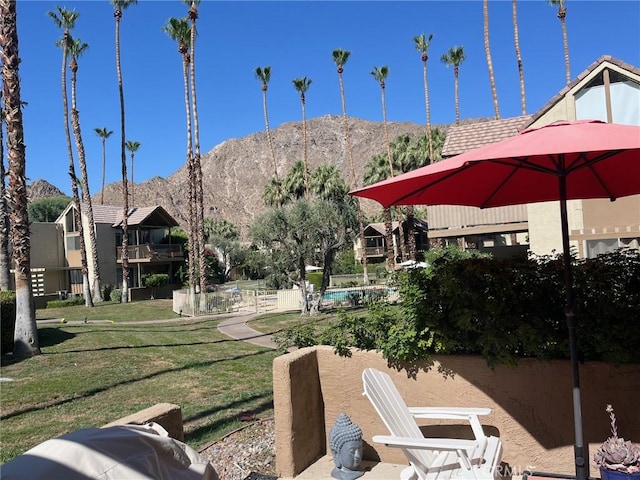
[
  {"x1": 363, "y1": 154, "x2": 395, "y2": 270},
  {"x1": 262, "y1": 177, "x2": 285, "y2": 209},
  {"x1": 94, "y1": 127, "x2": 113, "y2": 204},
  {"x1": 49, "y1": 7, "x2": 93, "y2": 307},
  {"x1": 333, "y1": 47, "x2": 369, "y2": 285},
  {"x1": 142, "y1": 273, "x2": 168, "y2": 299},
  {"x1": 483, "y1": 0, "x2": 499, "y2": 119},
  {"x1": 27, "y1": 195, "x2": 71, "y2": 222},
  {"x1": 111, "y1": 0, "x2": 137, "y2": 303},
  {"x1": 370, "y1": 65, "x2": 395, "y2": 270},
  {"x1": 282, "y1": 160, "x2": 307, "y2": 203},
  {"x1": 548, "y1": 0, "x2": 571, "y2": 85},
  {"x1": 292, "y1": 76, "x2": 312, "y2": 198},
  {"x1": 413, "y1": 32, "x2": 435, "y2": 161},
  {"x1": 204, "y1": 218, "x2": 240, "y2": 280},
  {"x1": 69, "y1": 36, "x2": 103, "y2": 302},
  {"x1": 0, "y1": 91, "x2": 10, "y2": 290},
  {"x1": 125, "y1": 140, "x2": 140, "y2": 207},
  {"x1": 163, "y1": 16, "x2": 197, "y2": 297},
  {"x1": 1, "y1": 0, "x2": 40, "y2": 356},
  {"x1": 441, "y1": 46, "x2": 466, "y2": 125},
  {"x1": 512, "y1": 0, "x2": 526, "y2": 115},
  {"x1": 255, "y1": 66, "x2": 281, "y2": 205}
]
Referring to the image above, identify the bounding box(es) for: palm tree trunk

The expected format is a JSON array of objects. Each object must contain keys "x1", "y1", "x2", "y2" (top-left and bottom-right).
[
  {"x1": 0, "y1": 109, "x2": 11, "y2": 290},
  {"x1": 407, "y1": 205, "x2": 417, "y2": 261},
  {"x1": 71, "y1": 66, "x2": 102, "y2": 302},
  {"x1": 189, "y1": 14, "x2": 208, "y2": 309},
  {"x1": 301, "y1": 97, "x2": 309, "y2": 198},
  {"x1": 512, "y1": 0, "x2": 526, "y2": 115},
  {"x1": 339, "y1": 71, "x2": 368, "y2": 284},
  {"x1": 1, "y1": 0, "x2": 40, "y2": 356},
  {"x1": 182, "y1": 54, "x2": 197, "y2": 298},
  {"x1": 263, "y1": 90, "x2": 279, "y2": 186},
  {"x1": 130, "y1": 153, "x2": 134, "y2": 207},
  {"x1": 115, "y1": 14, "x2": 129, "y2": 303},
  {"x1": 383, "y1": 208, "x2": 394, "y2": 270},
  {"x1": 422, "y1": 58, "x2": 434, "y2": 161},
  {"x1": 100, "y1": 137, "x2": 106, "y2": 204},
  {"x1": 559, "y1": 8, "x2": 571, "y2": 85},
  {"x1": 454, "y1": 66, "x2": 460, "y2": 125},
  {"x1": 484, "y1": 0, "x2": 500, "y2": 119}
]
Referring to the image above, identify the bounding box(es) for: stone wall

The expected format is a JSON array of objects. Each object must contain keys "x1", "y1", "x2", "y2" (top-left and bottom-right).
[{"x1": 273, "y1": 346, "x2": 640, "y2": 478}]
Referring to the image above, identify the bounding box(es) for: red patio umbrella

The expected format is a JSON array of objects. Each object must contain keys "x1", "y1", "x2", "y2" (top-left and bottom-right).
[{"x1": 350, "y1": 119, "x2": 640, "y2": 480}]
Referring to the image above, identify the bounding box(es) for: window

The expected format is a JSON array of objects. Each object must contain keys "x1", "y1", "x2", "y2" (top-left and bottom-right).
[
  {"x1": 585, "y1": 237, "x2": 639, "y2": 258},
  {"x1": 66, "y1": 235, "x2": 81, "y2": 251},
  {"x1": 575, "y1": 68, "x2": 640, "y2": 126},
  {"x1": 69, "y1": 269, "x2": 83, "y2": 285}
]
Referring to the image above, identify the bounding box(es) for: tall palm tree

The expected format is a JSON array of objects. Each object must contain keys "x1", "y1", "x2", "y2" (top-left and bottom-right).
[
  {"x1": 282, "y1": 160, "x2": 307, "y2": 203},
  {"x1": 483, "y1": 0, "x2": 500, "y2": 119},
  {"x1": 94, "y1": 127, "x2": 113, "y2": 204},
  {"x1": 125, "y1": 140, "x2": 140, "y2": 207},
  {"x1": 255, "y1": 66, "x2": 281, "y2": 205},
  {"x1": 363, "y1": 154, "x2": 395, "y2": 270},
  {"x1": 370, "y1": 65, "x2": 395, "y2": 270},
  {"x1": 184, "y1": 0, "x2": 207, "y2": 304},
  {"x1": 49, "y1": 7, "x2": 93, "y2": 307},
  {"x1": 413, "y1": 32, "x2": 435, "y2": 161},
  {"x1": 0, "y1": 92, "x2": 11, "y2": 291},
  {"x1": 112, "y1": 0, "x2": 136, "y2": 303},
  {"x1": 1, "y1": 0, "x2": 40, "y2": 356},
  {"x1": 69, "y1": 36, "x2": 102, "y2": 302},
  {"x1": 441, "y1": 46, "x2": 467, "y2": 125},
  {"x1": 512, "y1": 0, "x2": 526, "y2": 115},
  {"x1": 163, "y1": 16, "x2": 197, "y2": 296},
  {"x1": 333, "y1": 47, "x2": 368, "y2": 284},
  {"x1": 292, "y1": 76, "x2": 312, "y2": 198},
  {"x1": 548, "y1": 0, "x2": 571, "y2": 85}
]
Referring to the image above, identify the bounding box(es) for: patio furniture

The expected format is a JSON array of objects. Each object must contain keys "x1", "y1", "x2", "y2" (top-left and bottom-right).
[{"x1": 362, "y1": 367, "x2": 503, "y2": 480}]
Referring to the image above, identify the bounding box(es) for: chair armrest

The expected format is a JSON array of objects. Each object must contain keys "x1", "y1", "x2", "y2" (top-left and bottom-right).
[
  {"x1": 372, "y1": 435, "x2": 479, "y2": 452},
  {"x1": 407, "y1": 407, "x2": 491, "y2": 419}
]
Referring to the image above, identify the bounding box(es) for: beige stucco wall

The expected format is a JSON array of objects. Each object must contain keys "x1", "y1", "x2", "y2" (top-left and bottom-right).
[
  {"x1": 273, "y1": 346, "x2": 640, "y2": 479},
  {"x1": 30, "y1": 222, "x2": 65, "y2": 269},
  {"x1": 527, "y1": 200, "x2": 584, "y2": 256}
]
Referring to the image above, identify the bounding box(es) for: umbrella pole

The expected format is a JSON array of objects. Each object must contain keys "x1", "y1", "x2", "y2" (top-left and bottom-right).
[{"x1": 559, "y1": 180, "x2": 588, "y2": 480}]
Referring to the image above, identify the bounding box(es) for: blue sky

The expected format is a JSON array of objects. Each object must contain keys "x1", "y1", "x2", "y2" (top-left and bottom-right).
[{"x1": 14, "y1": 0, "x2": 640, "y2": 197}]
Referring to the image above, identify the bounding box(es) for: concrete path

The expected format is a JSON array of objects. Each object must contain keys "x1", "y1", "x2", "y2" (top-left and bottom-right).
[{"x1": 216, "y1": 312, "x2": 280, "y2": 349}]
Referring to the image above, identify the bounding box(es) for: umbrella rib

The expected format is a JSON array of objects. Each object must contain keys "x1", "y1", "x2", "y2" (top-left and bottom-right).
[
  {"x1": 573, "y1": 151, "x2": 622, "y2": 200},
  {"x1": 480, "y1": 165, "x2": 520, "y2": 209},
  {"x1": 389, "y1": 163, "x2": 476, "y2": 205}
]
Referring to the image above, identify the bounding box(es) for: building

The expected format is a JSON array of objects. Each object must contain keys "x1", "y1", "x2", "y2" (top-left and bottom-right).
[
  {"x1": 354, "y1": 219, "x2": 429, "y2": 266},
  {"x1": 28, "y1": 203, "x2": 184, "y2": 301}
]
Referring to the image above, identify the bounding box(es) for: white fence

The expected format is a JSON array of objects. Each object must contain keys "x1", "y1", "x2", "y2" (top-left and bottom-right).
[{"x1": 172, "y1": 288, "x2": 279, "y2": 316}]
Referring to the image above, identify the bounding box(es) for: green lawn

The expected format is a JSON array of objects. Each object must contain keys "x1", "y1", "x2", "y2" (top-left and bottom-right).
[{"x1": 1, "y1": 301, "x2": 278, "y2": 464}]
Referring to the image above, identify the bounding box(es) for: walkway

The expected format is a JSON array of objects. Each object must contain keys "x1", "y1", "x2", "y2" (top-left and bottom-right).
[{"x1": 216, "y1": 312, "x2": 280, "y2": 349}]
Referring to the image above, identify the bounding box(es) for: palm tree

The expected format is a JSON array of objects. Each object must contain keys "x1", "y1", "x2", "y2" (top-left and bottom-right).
[
  {"x1": 483, "y1": 0, "x2": 499, "y2": 119},
  {"x1": 183, "y1": 0, "x2": 207, "y2": 304},
  {"x1": 512, "y1": 0, "x2": 526, "y2": 115},
  {"x1": 262, "y1": 177, "x2": 285, "y2": 208},
  {"x1": 1, "y1": 0, "x2": 40, "y2": 356},
  {"x1": 68, "y1": 36, "x2": 102, "y2": 302},
  {"x1": 163, "y1": 16, "x2": 197, "y2": 296},
  {"x1": 370, "y1": 65, "x2": 396, "y2": 270},
  {"x1": 255, "y1": 66, "x2": 281, "y2": 205},
  {"x1": 548, "y1": 0, "x2": 571, "y2": 85},
  {"x1": 112, "y1": 0, "x2": 137, "y2": 303},
  {"x1": 441, "y1": 46, "x2": 467, "y2": 125},
  {"x1": 49, "y1": 7, "x2": 93, "y2": 307},
  {"x1": 125, "y1": 140, "x2": 140, "y2": 206},
  {"x1": 333, "y1": 47, "x2": 369, "y2": 284},
  {"x1": 413, "y1": 32, "x2": 435, "y2": 160},
  {"x1": 94, "y1": 127, "x2": 113, "y2": 204},
  {"x1": 363, "y1": 154, "x2": 395, "y2": 270},
  {"x1": 282, "y1": 160, "x2": 307, "y2": 203},
  {"x1": 0, "y1": 93, "x2": 11, "y2": 291},
  {"x1": 292, "y1": 76, "x2": 312, "y2": 198}
]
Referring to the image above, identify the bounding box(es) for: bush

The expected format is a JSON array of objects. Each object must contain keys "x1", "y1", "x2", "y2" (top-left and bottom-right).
[
  {"x1": 142, "y1": 274, "x2": 169, "y2": 299},
  {"x1": 278, "y1": 247, "x2": 640, "y2": 368},
  {"x1": 101, "y1": 284, "x2": 114, "y2": 302},
  {"x1": 46, "y1": 296, "x2": 85, "y2": 308},
  {"x1": 110, "y1": 289, "x2": 122, "y2": 303},
  {"x1": 1, "y1": 291, "x2": 16, "y2": 354}
]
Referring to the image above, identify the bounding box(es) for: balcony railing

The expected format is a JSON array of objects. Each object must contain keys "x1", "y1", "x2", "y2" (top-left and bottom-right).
[{"x1": 117, "y1": 244, "x2": 183, "y2": 261}]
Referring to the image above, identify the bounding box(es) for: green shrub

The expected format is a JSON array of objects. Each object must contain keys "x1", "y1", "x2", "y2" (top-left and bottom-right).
[
  {"x1": 46, "y1": 296, "x2": 85, "y2": 308},
  {"x1": 110, "y1": 289, "x2": 122, "y2": 303},
  {"x1": 101, "y1": 284, "x2": 114, "y2": 302},
  {"x1": 1, "y1": 291, "x2": 16, "y2": 354},
  {"x1": 142, "y1": 274, "x2": 169, "y2": 299},
  {"x1": 307, "y1": 272, "x2": 322, "y2": 291}
]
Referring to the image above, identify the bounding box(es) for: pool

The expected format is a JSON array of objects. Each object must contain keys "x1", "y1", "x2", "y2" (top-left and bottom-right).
[{"x1": 322, "y1": 288, "x2": 388, "y2": 303}]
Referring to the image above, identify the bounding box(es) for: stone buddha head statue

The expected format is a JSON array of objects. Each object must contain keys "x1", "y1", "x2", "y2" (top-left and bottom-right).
[{"x1": 329, "y1": 413, "x2": 364, "y2": 480}]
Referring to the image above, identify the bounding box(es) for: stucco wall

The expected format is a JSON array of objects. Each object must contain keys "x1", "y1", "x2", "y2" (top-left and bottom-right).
[{"x1": 273, "y1": 346, "x2": 640, "y2": 478}]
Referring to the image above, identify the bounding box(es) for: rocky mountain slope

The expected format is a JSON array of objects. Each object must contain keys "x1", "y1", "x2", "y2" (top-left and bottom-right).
[
  {"x1": 27, "y1": 179, "x2": 66, "y2": 201},
  {"x1": 40, "y1": 115, "x2": 440, "y2": 237}
]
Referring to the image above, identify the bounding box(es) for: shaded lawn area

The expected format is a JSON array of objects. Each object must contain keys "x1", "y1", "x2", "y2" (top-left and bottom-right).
[
  {"x1": 36, "y1": 299, "x2": 182, "y2": 323},
  {"x1": 0, "y1": 316, "x2": 278, "y2": 464},
  {"x1": 248, "y1": 307, "x2": 369, "y2": 335}
]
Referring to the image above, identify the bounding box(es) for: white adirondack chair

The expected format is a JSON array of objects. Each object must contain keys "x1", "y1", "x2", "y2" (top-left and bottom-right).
[{"x1": 362, "y1": 368, "x2": 503, "y2": 480}]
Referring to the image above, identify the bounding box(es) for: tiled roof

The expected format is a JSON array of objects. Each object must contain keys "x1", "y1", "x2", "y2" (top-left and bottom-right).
[
  {"x1": 88, "y1": 204, "x2": 178, "y2": 227},
  {"x1": 441, "y1": 115, "x2": 532, "y2": 157},
  {"x1": 525, "y1": 55, "x2": 640, "y2": 128}
]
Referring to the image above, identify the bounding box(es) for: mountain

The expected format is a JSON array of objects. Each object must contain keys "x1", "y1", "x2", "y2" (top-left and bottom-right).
[
  {"x1": 27, "y1": 179, "x2": 67, "y2": 201},
  {"x1": 100, "y1": 115, "x2": 441, "y2": 238}
]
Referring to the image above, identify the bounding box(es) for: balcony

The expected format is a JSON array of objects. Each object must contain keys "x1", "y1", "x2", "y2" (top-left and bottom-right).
[{"x1": 116, "y1": 244, "x2": 183, "y2": 263}]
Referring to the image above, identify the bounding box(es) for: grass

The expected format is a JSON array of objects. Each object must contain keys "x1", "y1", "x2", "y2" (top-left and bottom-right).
[
  {"x1": 247, "y1": 307, "x2": 368, "y2": 334},
  {"x1": 1, "y1": 301, "x2": 278, "y2": 464}
]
